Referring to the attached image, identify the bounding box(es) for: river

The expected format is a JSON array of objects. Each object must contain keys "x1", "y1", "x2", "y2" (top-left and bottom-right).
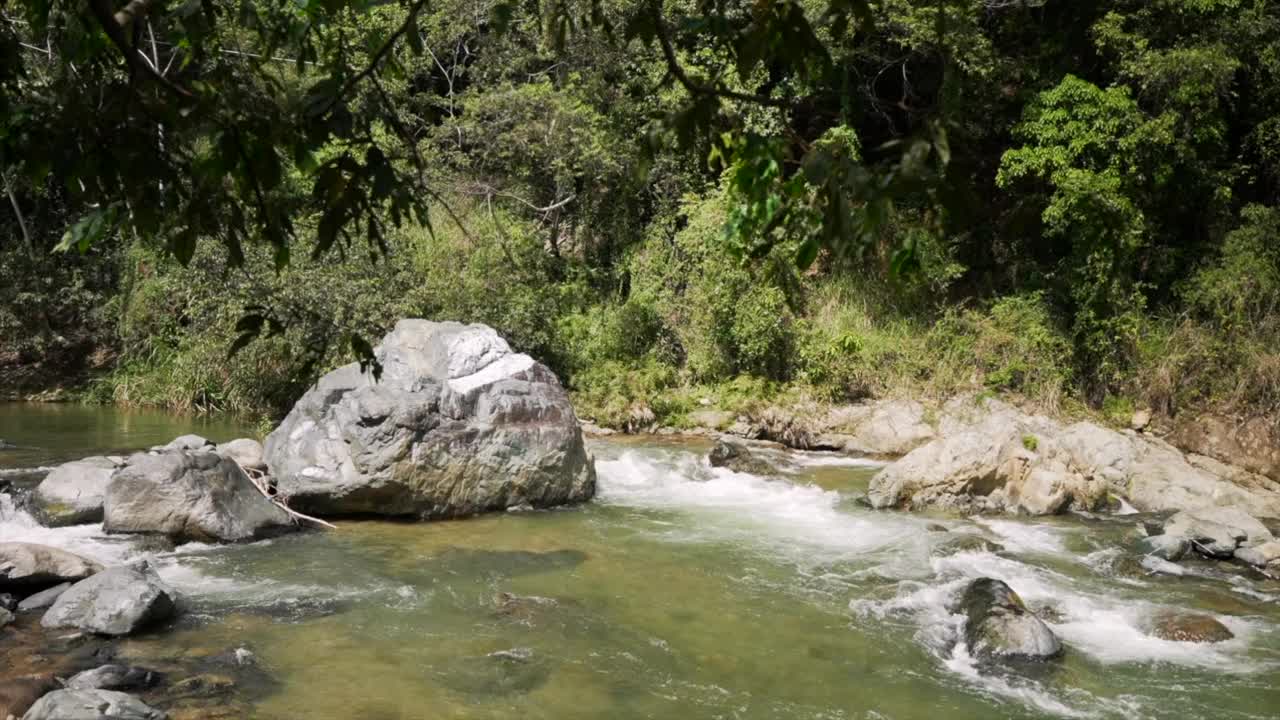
[{"x1": 2, "y1": 404, "x2": 1279, "y2": 719}]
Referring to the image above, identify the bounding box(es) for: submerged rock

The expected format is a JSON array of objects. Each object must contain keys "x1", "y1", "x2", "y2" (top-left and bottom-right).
[
  {"x1": 1234, "y1": 540, "x2": 1280, "y2": 569},
  {"x1": 1145, "y1": 611, "x2": 1234, "y2": 643},
  {"x1": 434, "y1": 547, "x2": 587, "y2": 578},
  {"x1": 437, "y1": 647, "x2": 551, "y2": 697},
  {"x1": 30, "y1": 457, "x2": 122, "y2": 527},
  {"x1": 104, "y1": 451, "x2": 294, "y2": 543},
  {"x1": 960, "y1": 578, "x2": 1062, "y2": 661},
  {"x1": 1134, "y1": 534, "x2": 1189, "y2": 562},
  {"x1": 935, "y1": 535, "x2": 1005, "y2": 556},
  {"x1": 707, "y1": 439, "x2": 775, "y2": 475},
  {"x1": 21, "y1": 689, "x2": 166, "y2": 720},
  {"x1": 42, "y1": 561, "x2": 178, "y2": 636},
  {"x1": 0, "y1": 543, "x2": 103, "y2": 592},
  {"x1": 66, "y1": 665, "x2": 160, "y2": 691},
  {"x1": 264, "y1": 320, "x2": 595, "y2": 519},
  {"x1": 0, "y1": 675, "x2": 60, "y2": 720},
  {"x1": 17, "y1": 582, "x2": 71, "y2": 611}
]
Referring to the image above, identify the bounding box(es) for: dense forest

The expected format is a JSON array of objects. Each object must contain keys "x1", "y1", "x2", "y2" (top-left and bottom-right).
[{"x1": 1, "y1": 0, "x2": 1278, "y2": 431}]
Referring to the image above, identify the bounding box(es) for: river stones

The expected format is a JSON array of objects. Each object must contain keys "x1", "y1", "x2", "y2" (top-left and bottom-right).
[
  {"x1": 1161, "y1": 507, "x2": 1273, "y2": 558},
  {"x1": 1145, "y1": 611, "x2": 1234, "y2": 643},
  {"x1": 42, "y1": 561, "x2": 178, "y2": 636},
  {"x1": 1234, "y1": 540, "x2": 1280, "y2": 569},
  {"x1": 18, "y1": 582, "x2": 72, "y2": 611},
  {"x1": 1134, "y1": 533, "x2": 1190, "y2": 562},
  {"x1": 959, "y1": 578, "x2": 1062, "y2": 661},
  {"x1": 0, "y1": 543, "x2": 103, "y2": 592},
  {"x1": 263, "y1": 320, "x2": 595, "y2": 519},
  {"x1": 66, "y1": 665, "x2": 160, "y2": 691},
  {"x1": 21, "y1": 689, "x2": 166, "y2": 720},
  {"x1": 29, "y1": 456, "x2": 122, "y2": 527},
  {"x1": 935, "y1": 535, "x2": 1004, "y2": 556},
  {"x1": 707, "y1": 439, "x2": 775, "y2": 475},
  {"x1": 104, "y1": 451, "x2": 294, "y2": 543}
]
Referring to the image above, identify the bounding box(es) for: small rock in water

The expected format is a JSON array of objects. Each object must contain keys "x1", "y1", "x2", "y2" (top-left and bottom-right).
[
  {"x1": 494, "y1": 592, "x2": 559, "y2": 624},
  {"x1": 707, "y1": 439, "x2": 776, "y2": 475},
  {"x1": 488, "y1": 647, "x2": 535, "y2": 663},
  {"x1": 1135, "y1": 534, "x2": 1189, "y2": 562},
  {"x1": 936, "y1": 535, "x2": 1005, "y2": 557},
  {"x1": 17, "y1": 582, "x2": 71, "y2": 611},
  {"x1": 41, "y1": 560, "x2": 178, "y2": 636},
  {"x1": 66, "y1": 664, "x2": 160, "y2": 691},
  {"x1": 960, "y1": 578, "x2": 1062, "y2": 661},
  {"x1": 1145, "y1": 610, "x2": 1234, "y2": 643},
  {"x1": 22, "y1": 689, "x2": 166, "y2": 720},
  {"x1": 0, "y1": 592, "x2": 16, "y2": 611},
  {"x1": 926, "y1": 523, "x2": 950, "y2": 533},
  {"x1": 0, "y1": 606, "x2": 13, "y2": 628}
]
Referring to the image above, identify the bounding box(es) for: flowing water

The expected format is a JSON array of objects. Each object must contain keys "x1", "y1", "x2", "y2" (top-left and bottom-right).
[{"x1": 3, "y1": 404, "x2": 1280, "y2": 719}]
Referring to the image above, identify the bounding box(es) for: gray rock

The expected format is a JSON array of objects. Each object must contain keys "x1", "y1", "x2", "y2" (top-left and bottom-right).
[
  {"x1": 20, "y1": 689, "x2": 166, "y2": 720},
  {"x1": 65, "y1": 665, "x2": 159, "y2": 691},
  {"x1": 104, "y1": 451, "x2": 293, "y2": 543},
  {"x1": 41, "y1": 561, "x2": 177, "y2": 636},
  {"x1": 960, "y1": 578, "x2": 1061, "y2": 661},
  {"x1": 1233, "y1": 540, "x2": 1280, "y2": 568},
  {"x1": 816, "y1": 399, "x2": 937, "y2": 456},
  {"x1": 17, "y1": 582, "x2": 71, "y2": 611},
  {"x1": 0, "y1": 592, "x2": 16, "y2": 611},
  {"x1": 152, "y1": 434, "x2": 212, "y2": 453},
  {"x1": 0, "y1": 543, "x2": 103, "y2": 592},
  {"x1": 707, "y1": 439, "x2": 775, "y2": 475},
  {"x1": 1135, "y1": 534, "x2": 1189, "y2": 562},
  {"x1": 215, "y1": 438, "x2": 266, "y2": 472},
  {"x1": 867, "y1": 396, "x2": 1280, "y2": 518},
  {"x1": 0, "y1": 606, "x2": 12, "y2": 628},
  {"x1": 1162, "y1": 507, "x2": 1273, "y2": 558},
  {"x1": 263, "y1": 320, "x2": 595, "y2": 518},
  {"x1": 30, "y1": 457, "x2": 120, "y2": 527},
  {"x1": 1145, "y1": 611, "x2": 1234, "y2": 643}
]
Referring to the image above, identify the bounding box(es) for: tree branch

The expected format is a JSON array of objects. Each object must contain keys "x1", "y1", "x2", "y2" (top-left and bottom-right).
[
  {"x1": 86, "y1": 0, "x2": 191, "y2": 98},
  {"x1": 320, "y1": 0, "x2": 431, "y2": 117},
  {"x1": 648, "y1": 0, "x2": 788, "y2": 109}
]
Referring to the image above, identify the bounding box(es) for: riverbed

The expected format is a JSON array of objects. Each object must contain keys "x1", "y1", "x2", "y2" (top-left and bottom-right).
[{"x1": 2, "y1": 404, "x2": 1279, "y2": 719}]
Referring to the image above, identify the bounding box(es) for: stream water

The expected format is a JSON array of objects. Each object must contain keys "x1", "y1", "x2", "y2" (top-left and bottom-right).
[{"x1": 2, "y1": 404, "x2": 1279, "y2": 719}]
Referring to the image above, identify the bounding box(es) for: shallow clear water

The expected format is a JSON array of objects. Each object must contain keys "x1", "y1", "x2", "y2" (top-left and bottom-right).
[{"x1": 3, "y1": 405, "x2": 1280, "y2": 719}]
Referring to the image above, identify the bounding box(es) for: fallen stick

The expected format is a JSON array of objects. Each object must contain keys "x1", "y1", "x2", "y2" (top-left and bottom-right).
[{"x1": 233, "y1": 459, "x2": 338, "y2": 530}]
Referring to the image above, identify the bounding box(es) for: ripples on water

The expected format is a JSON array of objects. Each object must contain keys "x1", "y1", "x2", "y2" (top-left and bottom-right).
[{"x1": 4, "y1": 421, "x2": 1280, "y2": 719}]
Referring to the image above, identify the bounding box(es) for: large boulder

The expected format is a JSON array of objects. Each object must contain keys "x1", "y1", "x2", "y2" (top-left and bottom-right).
[
  {"x1": 0, "y1": 543, "x2": 102, "y2": 592},
  {"x1": 263, "y1": 320, "x2": 595, "y2": 518},
  {"x1": 30, "y1": 456, "x2": 122, "y2": 527},
  {"x1": 21, "y1": 689, "x2": 166, "y2": 720},
  {"x1": 959, "y1": 578, "x2": 1061, "y2": 660},
  {"x1": 42, "y1": 561, "x2": 177, "y2": 636},
  {"x1": 66, "y1": 665, "x2": 159, "y2": 692},
  {"x1": 103, "y1": 451, "x2": 294, "y2": 543},
  {"x1": 868, "y1": 402, "x2": 1105, "y2": 515},
  {"x1": 868, "y1": 397, "x2": 1280, "y2": 517},
  {"x1": 1160, "y1": 507, "x2": 1273, "y2": 558}
]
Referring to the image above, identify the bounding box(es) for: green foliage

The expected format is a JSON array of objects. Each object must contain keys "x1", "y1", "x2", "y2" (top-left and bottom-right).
[
  {"x1": 1183, "y1": 205, "x2": 1280, "y2": 333},
  {"x1": 1021, "y1": 434, "x2": 1039, "y2": 452}
]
